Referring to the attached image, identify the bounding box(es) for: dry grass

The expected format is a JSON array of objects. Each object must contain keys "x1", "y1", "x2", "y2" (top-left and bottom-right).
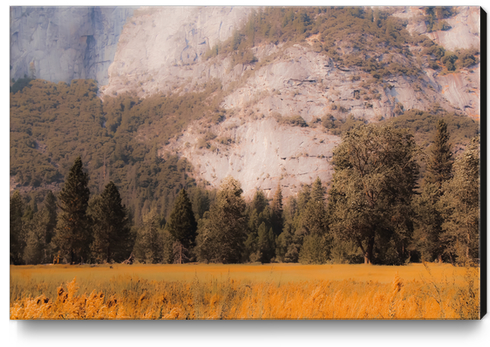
[{"x1": 10, "y1": 263, "x2": 480, "y2": 320}]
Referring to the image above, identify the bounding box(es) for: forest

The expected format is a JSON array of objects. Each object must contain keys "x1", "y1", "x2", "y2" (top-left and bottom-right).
[
  {"x1": 10, "y1": 118, "x2": 480, "y2": 266},
  {"x1": 9, "y1": 6, "x2": 480, "y2": 267}
]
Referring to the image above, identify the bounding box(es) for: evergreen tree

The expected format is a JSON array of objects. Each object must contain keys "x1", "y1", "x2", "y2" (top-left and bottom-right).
[
  {"x1": 44, "y1": 190, "x2": 57, "y2": 245},
  {"x1": 328, "y1": 124, "x2": 419, "y2": 264},
  {"x1": 43, "y1": 190, "x2": 58, "y2": 260},
  {"x1": 10, "y1": 191, "x2": 25, "y2": 264},
  {"x1": 257, "y1": 223, "x2": 275, "y2": 263},
  {"x1": 414, "y1": 119, "x2": 454, "y2": 262},
  {"x1": 23, "y1": 209, "x2": 50, "y2": 264},
  {"x1": 243, "y1": 191, "x2": 274, "y2": 262},
  {"x1": 166, "y1": 188, "x2": 197, "y2": 263},
  {"x1": 252, "y1": 190, "x2": 268, "y2": 215},
  {"x1": 296, "y1": 178, "x2": 330, "y2": 263},
  {"x1": 190, "y1": 186, "x2": 214, "y2": 220},
  {"x1": 195, "y1": 177, "x2": 247, "y2": 263},
  {"x1": 413, "y1": 183, "x2": 445, "y2": 261},
  {"x1": 438, "y1": 137, "x2": 480, "y2": 264},
  {"x1": 133, "y1": 209, "x2": 163, "y2": 264},
  {"x1": 425, "y1": 119, "x2": 453, "y2": 188},
  {"x1": 299, "y1": 234, "x2": 328, "y2": 264},
  {"x1": 89, "y1": 181, "x2": 131, "y2": 263},
  {"x1": 52, "y1": 156, "x2": 91, "y2": 264},
  {"x1": 270, "y1": 184, "x2": 284, "y2": 236},
  {"x1": 310, "y1": 177, "x2": 326, "y2": 203}
]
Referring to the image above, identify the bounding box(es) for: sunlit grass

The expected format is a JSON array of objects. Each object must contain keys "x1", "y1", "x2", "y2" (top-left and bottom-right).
[{"x1": 10, "y1": 263, "x2": 479, "y2": 320}]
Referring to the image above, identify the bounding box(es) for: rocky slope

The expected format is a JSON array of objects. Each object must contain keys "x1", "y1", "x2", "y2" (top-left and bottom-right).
[{"x1": 10, "y1": 6, "x2": 481, "y2": 199}]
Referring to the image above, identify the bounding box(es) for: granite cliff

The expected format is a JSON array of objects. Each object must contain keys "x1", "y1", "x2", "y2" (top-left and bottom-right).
[
  {"x1": 10, "y1": 6, "x2": 481, "y2": 199},
  {"x1": 10, "y1": 6, "x2": 135, "y2": 85}
]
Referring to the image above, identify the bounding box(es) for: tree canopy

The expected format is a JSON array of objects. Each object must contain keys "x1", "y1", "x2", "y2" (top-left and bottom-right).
[
  {"x1": 328, "y1": 124, "x2": 419, "y2": 264},
  {"x1": 52, "y1": 156, "x2": 91, "y2": 264}
]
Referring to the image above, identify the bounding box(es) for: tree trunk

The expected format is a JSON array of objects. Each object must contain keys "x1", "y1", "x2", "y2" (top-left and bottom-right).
[
  {"x1": 364, "y1": 237, "x2": 374, "y2": 265},
  {"x1": 179, "y1": 243, "x2": 182, "y2": 264}
]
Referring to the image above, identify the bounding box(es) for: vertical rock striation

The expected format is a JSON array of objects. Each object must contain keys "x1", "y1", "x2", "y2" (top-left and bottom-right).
[{"x1": 10, "y1": 6, "x2": 135, "y2": 85}]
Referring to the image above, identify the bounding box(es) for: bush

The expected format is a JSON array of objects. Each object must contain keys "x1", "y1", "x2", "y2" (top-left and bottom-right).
[{"x1": 278, "y1": 115, "x2": 308, "y2": 127}]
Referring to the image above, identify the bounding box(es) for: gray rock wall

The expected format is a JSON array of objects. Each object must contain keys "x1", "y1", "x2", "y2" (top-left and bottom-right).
[{"x1": 10, "y1": 6, "x2": 135, "y2": 85}]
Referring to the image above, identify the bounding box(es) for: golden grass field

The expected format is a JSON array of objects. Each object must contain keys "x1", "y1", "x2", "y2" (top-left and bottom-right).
[{"x1": 10, "y1": 263, "x2": 480, "y2": 320}]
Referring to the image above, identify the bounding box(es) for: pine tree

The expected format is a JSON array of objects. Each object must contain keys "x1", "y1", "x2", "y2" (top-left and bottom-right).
[
  {"x1": 133, "y1": 209, "x2": 163, "y2": 264},
  {"x1": 10, "y1": 191, "x2": 25, "y2": 264},
  {"x1": 43, "y1": 190, "x2": 58, "y2": 260},
  {"x1": 270, "y1": 184, "x2": 284, "y2": 236},
  {"x1": 44, "y1": 191, "x2": 57, "y2": 245},
  {"x1": 414, "y1": 119, "x2": 454, "y2": 262},
  {"x1": 425, "y1": 119, "x2": 453, "y2": 188},
  {"x1": 52, "y1": 156, "x2": 91, "y2": 264},
  {"x1": 166, "y1": 188, "x2": 197, "y2": 263},
  {"x1": 195, "y1": 177, "x2": 247, "y2": 263},
  {"x1": 90, "y1": 181, "x2": 131, "y2": 263},
  {"x1": 310, "y1": 177, "x2": 325, "y2": 203},
  {"x1": 251, "y1": 190, "x2": 268, "y2": 215},
  {"x1": 438, "y1": 137, "x2": 480, "y2": 264},
  {"x1": 23, "y1": 209, "x2": 50, "y2": 264},
  {"x1": 257, "y1": 223, "x2": 275, "y2": 263},
  {"x1": 299, "y1": 234, "x2": 328, "y2": 264},
  {"x1": 296, "y1": 178, "x2": 330, "y2": 263}
]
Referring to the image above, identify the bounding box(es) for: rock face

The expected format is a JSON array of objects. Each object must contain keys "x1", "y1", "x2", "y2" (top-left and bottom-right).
[
  {"x1": 10, "y1": 6, "x2": 481, "y2": 198},
  {"x1": 392, "y1": 6, "x2": 480, "y2": 51},
  {"x1": 101, "y1": 6, "x2": 254, "y2": 97},
  {"x1": 10, "y1": 6, "x2": 135, "y2": 85},
  {"x1": 167, "y1": 117, "x2": 340, "y2": 200}
]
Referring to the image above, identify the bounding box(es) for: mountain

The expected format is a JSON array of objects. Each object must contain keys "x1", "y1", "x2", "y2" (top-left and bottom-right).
[
  {"x1": 10, "y1": 6, "x2": 135, "y2": 85},
  {"x1": 10, "y1": 6, "x2": 480, "y2": 210}
]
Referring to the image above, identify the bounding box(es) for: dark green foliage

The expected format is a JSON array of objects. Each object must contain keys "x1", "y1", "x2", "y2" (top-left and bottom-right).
[
  {"x1": 52, "y1": 156, "x2": 91, "y2": 264},
  {"x1": 10, "y1": 77, "x2": 34, "y2": 94},
  {"x1": 413, "y1": 183, "x2": 445, "y2": 262},
  {"x1": 276, "y1": 181, "x2": 329, "y2": 264},
  {"x1": 256, "y1": 223, "x2": 275, "y2": 263},
  {"x1": 278, "y1": 115, "x2": 308, "y2": 127},
  {"x1": 10, "y1": 79, "x2": 222, "y2": 227},
  {"x1": 455, "y1": 48, "x2": 480, "y2": 69},
  {"x1": 310, "y1": 177, "x2": 325, "y2": 202},
  {"x1": 322, "y1": 114, "x2": 367, "y2": 136},
  {"x1": 299, "y1": 234, "x2": 328, "y2": 264},
  {"x1": 296, "y1": 179, "x2": 330, "y2": 263},
  {"x1": 23, "y1": 209, "x2": 50, "y2": 264},
  {"x1": 387, "y1": 109, "x2": 479, "y2": 148},
  {"x1": 196, "y1": 177, "x2": 247, "y2": 263},
  {"x1": 43, "y1": 191, "x2": 57, "y2": 262},
  {"x1": 425, "y1": 7, "x2": 455, "y2": 32},
  {"x1": 89, "y1": 181, "x2": 132, "y2": 263},
  {"x1": 243, "y1": 190, "x2": 276, "y2": 263},
  {"x1": 438, "y1": 137, "x2": 480, "y2": 264},
  {"x1": 270, "y1": 185, "x2": 284, "y2": 236},
  {"x1": 133, "y1": 211, "x2": 164, "y2": 264},
  {"x1": 10, "y1": 191, "x2": 25, "y2": 264},
  {"x1": 166, "y1": 189, "x2": 197, "y2": 257},
  {"x1": 328, "y1": 124, "x2": 419, "y2": 264},
  {"x1": 188, "y1": 186, "x2": 216, "y2": 220},
  {"x1": 425, "y1": 119, "x2": 454, "y2": 188},
  {"x1": 441, "y1": 51, "x2": 458, "y2": 71}
]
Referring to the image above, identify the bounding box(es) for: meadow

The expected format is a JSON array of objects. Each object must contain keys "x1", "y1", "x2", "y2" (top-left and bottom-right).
[{"x1": 10, "y1": 263, "x2": 480, "y2": 320}]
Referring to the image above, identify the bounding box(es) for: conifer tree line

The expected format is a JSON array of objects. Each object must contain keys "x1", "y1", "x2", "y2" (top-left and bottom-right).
[{"x1": 10, "y1": 122, "x2": 480, "y2": 266}]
